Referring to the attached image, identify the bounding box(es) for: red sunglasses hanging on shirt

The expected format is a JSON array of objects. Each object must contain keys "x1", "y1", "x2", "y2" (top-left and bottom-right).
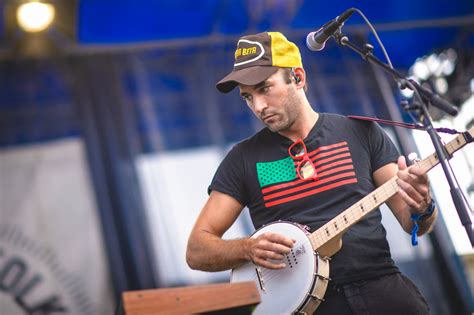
[{"x1": 288, "y1": 139, "x2": 318, "y2": 181}]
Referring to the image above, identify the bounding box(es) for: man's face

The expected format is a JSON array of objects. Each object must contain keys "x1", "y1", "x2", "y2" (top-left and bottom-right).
[{"x1": 239, "y1": 69, "x2": 300, "y2": 133}]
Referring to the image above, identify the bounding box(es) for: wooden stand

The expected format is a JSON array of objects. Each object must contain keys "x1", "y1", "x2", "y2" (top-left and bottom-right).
[{"x1": 122, "y1": 281, "x2": 260, "y2": 315}]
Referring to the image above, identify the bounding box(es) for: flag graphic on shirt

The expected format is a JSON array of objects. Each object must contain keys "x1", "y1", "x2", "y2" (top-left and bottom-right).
[{"x1": 256, "y1": 141, "x2": 358, "y2": 208}]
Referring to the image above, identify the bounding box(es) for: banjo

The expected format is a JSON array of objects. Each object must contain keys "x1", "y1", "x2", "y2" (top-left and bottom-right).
[{"x1": 231, "y1": 127, "x2": 473, "y2": 314}]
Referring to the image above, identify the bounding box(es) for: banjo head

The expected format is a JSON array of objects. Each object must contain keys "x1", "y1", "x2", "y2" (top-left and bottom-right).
[{"x1": 231, "y1": 221, "x2": 329, "y2": 314}]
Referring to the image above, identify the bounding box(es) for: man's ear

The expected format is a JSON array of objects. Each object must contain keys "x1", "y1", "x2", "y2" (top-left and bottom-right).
[
  {"x1": 293, "y1": 67, "x2": 306, "y2": 87},
  {"x1": 294, "y1": 74, "x2": 301, "y2": 84}
]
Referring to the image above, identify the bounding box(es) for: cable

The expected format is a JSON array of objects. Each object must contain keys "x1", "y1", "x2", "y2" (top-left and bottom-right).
[{"x1": 352, "y1": 8, "x2": 394, "y2": 70}]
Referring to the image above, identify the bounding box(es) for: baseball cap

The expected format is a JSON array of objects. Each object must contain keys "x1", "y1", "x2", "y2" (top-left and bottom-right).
[{"x1": 216, "y1": 31, "x2": 302, "y2": 93}]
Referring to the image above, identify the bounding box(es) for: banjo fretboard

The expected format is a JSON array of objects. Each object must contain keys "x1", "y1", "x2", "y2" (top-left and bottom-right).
[{"x1": 309, "y1": 127, "x2": 473, "y2": 250}]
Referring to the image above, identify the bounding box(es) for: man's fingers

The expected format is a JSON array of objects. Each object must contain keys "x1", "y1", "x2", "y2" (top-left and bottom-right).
[
  {"x1": 397, "y1": 170, "x2": 431, "y2": 214},
  {"x1": 249, "y1": 232, "x2": 296, "y2": 268},
  {"x1": 263, "y1": 232, "x2": 296, "y2": 247},
  {"x1": 252, "y1": 249, "x2": 287, "y2": 269},
  {"x1": 397, "y1": 187, "x2": 422, "y2": 210},
  {"x1": 397, "y1": 156, "x2": 408, "y2": 171},
  {"x1": 397, "y1": 178, "x2": 423, "y2": 202},
  {"x1": 408, "y1": 169, "x2": 429, "y2": 185},
  {"x1": 254, "y1": 249, "x2": 285, "y2": 261},
  {"x1": 253, "y1": 256, "x2": 286, "y2": 270}
]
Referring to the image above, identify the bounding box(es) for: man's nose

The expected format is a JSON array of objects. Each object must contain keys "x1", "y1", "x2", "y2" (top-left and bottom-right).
[{"x1": 253, "y1": 96, "x2": 268, "y2": 114}]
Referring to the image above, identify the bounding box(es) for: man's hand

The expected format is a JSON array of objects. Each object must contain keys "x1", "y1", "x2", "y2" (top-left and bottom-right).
[
  {"x1": 396, "y1": 156, "x2": 431, "y2": 215},
  {"x1": 246, "y1": 232, "x2": 296, "y2": 270},
  {"x1": 374, "y1": 157, "x2": 437, "y2": 235}
]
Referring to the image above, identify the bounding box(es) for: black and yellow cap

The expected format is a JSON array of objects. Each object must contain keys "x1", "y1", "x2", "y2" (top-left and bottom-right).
[{"x1": 216, "y1": 32, "x2": 302, "y2": 93}]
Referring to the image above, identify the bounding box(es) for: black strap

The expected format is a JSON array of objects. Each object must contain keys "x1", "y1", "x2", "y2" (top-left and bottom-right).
[{"x1": 347, "y1": 115, "x2": 461, "y2": 135}]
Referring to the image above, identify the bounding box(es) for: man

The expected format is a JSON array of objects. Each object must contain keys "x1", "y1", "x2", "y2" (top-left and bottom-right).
[{"x1": 186, "y1": 31, "x2": 436, "y2": 314}]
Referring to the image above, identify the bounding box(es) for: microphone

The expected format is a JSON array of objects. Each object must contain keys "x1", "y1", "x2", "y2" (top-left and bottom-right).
[{"x1": 306, "y1": 8, "x2": 356, "y2": 51}]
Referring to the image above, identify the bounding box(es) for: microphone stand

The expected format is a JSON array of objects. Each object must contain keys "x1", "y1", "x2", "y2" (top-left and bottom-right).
[{"x1": 331, "y1": 31, "x2": 474, "y2": 246}]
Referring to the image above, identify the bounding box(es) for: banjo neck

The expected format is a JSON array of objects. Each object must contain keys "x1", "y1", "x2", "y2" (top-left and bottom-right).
[{"x1": 308, "y1": 127, "x2": 474, "y2": 254}]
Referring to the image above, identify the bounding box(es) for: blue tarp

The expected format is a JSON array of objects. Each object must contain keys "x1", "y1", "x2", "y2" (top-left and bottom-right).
[{"x1": 77, "y1": 0, "x2": 474, "y2": 66}]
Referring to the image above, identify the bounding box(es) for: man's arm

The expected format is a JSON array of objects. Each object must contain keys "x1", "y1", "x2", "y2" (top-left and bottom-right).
[
  {"x1": 373, "y1": 156, "x2": 437, "y2": 235},
  {"x1": 186, "y1": 191, "x2": 295, "y2": 272}
]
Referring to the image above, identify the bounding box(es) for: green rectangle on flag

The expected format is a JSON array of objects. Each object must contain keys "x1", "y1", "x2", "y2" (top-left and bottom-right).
[{"x1": 256, "y1": 157, "x2": 296, "y2": 187}]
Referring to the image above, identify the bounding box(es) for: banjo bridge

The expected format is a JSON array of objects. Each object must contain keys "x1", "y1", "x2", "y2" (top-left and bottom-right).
[{"x1": 255, "y1": 267, "x2": 266, "y2": 292}]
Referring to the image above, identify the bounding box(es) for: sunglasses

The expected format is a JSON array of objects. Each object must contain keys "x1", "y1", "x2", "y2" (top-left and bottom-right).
[{"x1": 288, "y1": 139, "x2": 318, "y2": 181}]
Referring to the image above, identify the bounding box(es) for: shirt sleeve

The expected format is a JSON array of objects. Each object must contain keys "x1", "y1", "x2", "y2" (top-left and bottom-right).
[
  {"x1": 207, "y1": 143, "x2": 248, "y2": 206},
  {"x1": 367, "y1": 122, "x2": 400, "y2": 172}
]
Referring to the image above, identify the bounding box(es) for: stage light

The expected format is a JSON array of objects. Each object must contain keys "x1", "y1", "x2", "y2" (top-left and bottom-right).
[
  {"x1": 440, "y1": 49, "x2": 457, "y2": 76},
  {"x1": 434, "y1": 77, "x2": 449, "y2": 95},
  {"x1": 407, "y1": 50, "x2": 457, "y2": 88},
  {"x1": 426, "y1": 54, "x2": 441, "y2": 75},
  {"x1": 16, "y1": 1, "x2": 55, "y2": 33},
  {"x1": 402, "y1": 49, "x2": 460, "y2": 102},
  {"x1": 401, "y1": 46, "x2": 473, "y2": 123},
  {"x1": 411, "y1": 59, "x2": 430, "y2": 81}
]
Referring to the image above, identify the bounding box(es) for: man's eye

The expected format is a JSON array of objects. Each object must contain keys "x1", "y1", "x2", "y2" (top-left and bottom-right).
[{"x1": 242, "y1": 95, "x2": 252, "y2": 101}]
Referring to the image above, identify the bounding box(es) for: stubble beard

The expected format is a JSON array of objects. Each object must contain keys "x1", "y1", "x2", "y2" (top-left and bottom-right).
[
  {"x1": 265, "y1": 94, "x2": 299, "y2": 133},
  {"x1": 266, "y1": 114, "x2": 294, "y2": 132}
]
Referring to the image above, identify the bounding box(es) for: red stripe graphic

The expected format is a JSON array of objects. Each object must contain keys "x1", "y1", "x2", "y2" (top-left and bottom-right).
[
  {"x1": 307, "y1": 141, "x2": 348, "y2": 157},
  {"x1": 318, "y1": 164, "x2": 354, "y2": 177},
  {"x1": 317, "y1": 158, "x2": 353, "y2": 172},
  {"x1": 309, "y1": 146, "x2": 348, "y2": 159},
  {"x1": 263, "y1": 171, "x2": 356, "y2": 201},
  {"x1": 313, "y1": 153, "x2": 351, "y2": 167},
  {"x1": 261, "y1": 141, "x2": 358, "y2": 207},
  {"x1": 265, "y1": 178, "x2": 358, "y2": 207}
]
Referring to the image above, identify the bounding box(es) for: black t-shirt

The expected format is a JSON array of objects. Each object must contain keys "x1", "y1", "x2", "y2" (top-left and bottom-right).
[{"x1": 209, "y1": 113, "x2": 401, "y2": 284}]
